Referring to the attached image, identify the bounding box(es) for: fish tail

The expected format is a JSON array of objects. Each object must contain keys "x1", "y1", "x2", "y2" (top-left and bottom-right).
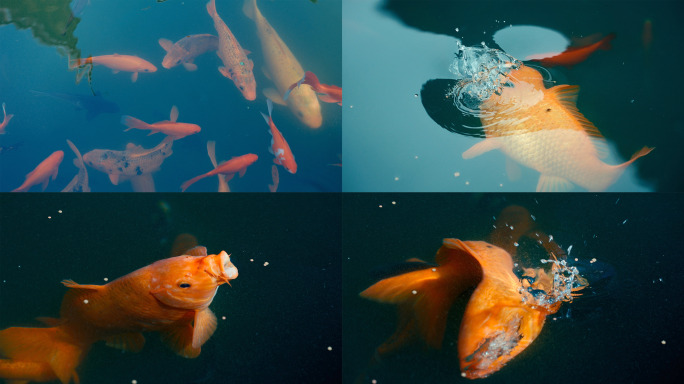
[
  {"x1": 599, "y1": 33, "x2": 617, "y2": 50},
  {"x1": 181, "y1": 173, "x2": 208, "y2": 192},
  {"x1": 120, "y1": 115, "x2": 150, "y2": 132},
  {"x1": 206, "y1": 0, "x2": 217, "y2": 18},
  {"x1": 303, "y1": 71, "x2": 322, "y2": 90},
  {"x1": 622, "y1": 146, "x2": 654, "y2": 167},
  {"x1": 0, "y1": 326, "x2": 86, "y2": 384},
  {"x1": 242, "y1": 0, "x2": 256, "y2": 21}
]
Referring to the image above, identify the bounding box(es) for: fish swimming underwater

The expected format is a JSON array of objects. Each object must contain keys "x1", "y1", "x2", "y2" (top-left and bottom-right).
[
  {"x1": 69, "y1": 54, "x2": 157, "y2": 82},
  {"x1": 83, "y1": 136, "x2": 173, "y2": 192},
  {"x1": 159, "y1": 34, "x2": 219, "y2": 71},
  {"x1": 61, "y1": 139, "x2": 90, "y2": 192},
  {"x1": 463, "y1": 64, "x2": 653, "y2": 191},
  {"x1": 262, "y1": 99, "x2": 297, "y2": 174},
  {"x1": 0, "y1": 246, "x2": 238, "y2": 384},
  {"x1": 530, "y1": 33, "x2": 616, "y2": 67},
  {"x1": 180, "y1": 153, "x2": 258, "y2": 192},
  {"x1": 207, "y1": 0, "x2": 256, "y2": 100},
  {"x1": 206, "y1": 140, "x2": 230, "y2": 192},
  {"x1": 243, "y1": 0, "x2": 322, "y2": 128},
  {"x1": 12, "y1": 150, "x2": 64, "y2": 192},
  {"x1": 121, "y1": 105, "x2": 201, "y2": 140},
  {"x1": 361, "y1": 238, "x2": 586, "y2": 379},
  {"x1": 30, "y1": 90, "x2": 119, "y2": 121},
  {"x1": 285, "y1": 71, "x2": 342, "y2": 106},
  {"x1": 0, "y1": 102, "x2": 14, "y2": 134}
]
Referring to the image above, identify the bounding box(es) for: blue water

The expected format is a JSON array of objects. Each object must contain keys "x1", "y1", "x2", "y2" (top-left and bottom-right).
[
  {"x1": 0, "y1": 0, "x2": 341, "y2": 192},
  {"x1": 343, "y1": 0, "x2": 684, "y2": 192}
]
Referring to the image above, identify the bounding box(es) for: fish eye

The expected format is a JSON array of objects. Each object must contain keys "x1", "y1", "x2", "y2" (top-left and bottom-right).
[{"x1": 178, "y1": 282, "x2": 191, "y2": 288}]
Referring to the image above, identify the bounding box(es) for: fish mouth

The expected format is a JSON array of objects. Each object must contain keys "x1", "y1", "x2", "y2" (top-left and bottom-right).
[{"x1": 205, "y1": 250, "x2": 238, "y2": 285}]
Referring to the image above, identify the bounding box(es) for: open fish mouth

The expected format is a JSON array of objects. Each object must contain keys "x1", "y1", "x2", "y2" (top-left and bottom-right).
[{"x1": 205, "y1": 250, "x2": 238, "y2": 285}]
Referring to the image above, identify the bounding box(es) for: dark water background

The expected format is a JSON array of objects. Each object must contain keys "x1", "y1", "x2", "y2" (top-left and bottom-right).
[
  {"x1": 0, "y1": 0, "x2": 341, "y2": 192},
  {"x1": 343, "y1": 0, "x2": 684, "y2": 192},
  {"x1": 343, "y1": 193, "x2": 684, "y2": 383},
  {"x1": 0, "y1": 193, "x2": 342, "y2": 383}
]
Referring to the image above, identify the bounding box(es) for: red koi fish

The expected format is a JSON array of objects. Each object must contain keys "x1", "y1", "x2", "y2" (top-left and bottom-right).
[
  {"x1": 69, "y1": 54, "x2": 157, "y2": 82},
  {"x1": 361, "y1": 237, "x2": 586, "y2": 379},
  {"x1": 262, "y1": 99, "x2": 297, "y2": 174},
  {"x1": 121, "y1": 105, "x2": 200, "y2": 140},
  {"x1": 0, "y1": 246, "x2": 238, "y2": 384},
  {"x1": 285, "y1": 71, "x2": 342, "y2": 105},
  {"x1": 0, "y1": 102, "x2": 13, "y2": 134},
  {"x1": 12, "y1": 150, "x2": 64, "y2": 192},
  {"x1": 530, "y1": 33, "x2": 616, "y2": 67},
  {"x1": 207, "y1": 0, "x2": 256, "y2": 100},
  {"x1": 181, "y1": 153, "x2": 258, "y2": 192}
]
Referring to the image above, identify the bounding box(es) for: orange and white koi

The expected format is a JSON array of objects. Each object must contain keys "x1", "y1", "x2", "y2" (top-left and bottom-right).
[
  {"x1": 181, "y1": 153, "x2": 258, "y2": 192},
  {"x1": 262, "y1": 99, "x2": 297, "y2": 174},
  {"x1": 12, "y1": 150, "x2": 64, "y2": 192},
  {"x1": 69, "y1": 54, "x2": 157, "y2": 82},
  {"x1": 207, "y1": 0, "x2": 256, "y2": 100},
  {"x1": 285, "y1": 71, "x2": 342, "y2": 106},
  {"x1": 0, "y1": 102, "x2": 14, "y2": 134},
  {"x1": 121, "y1": 105, "x2": 200, "y2": 140}
]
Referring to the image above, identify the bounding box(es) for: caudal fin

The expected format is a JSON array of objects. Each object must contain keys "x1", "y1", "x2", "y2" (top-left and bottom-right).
[
  {"x1": 121, "y1": 115, "x2": 151, "y2": 132},
  {"x1": 181, "y1": 173, "x2": 209, "y2": 192},
  {"x1": 599, "y1": 33, "x2": 617, "y2": 50},
  {"x1": 242, "y1": 0, "x2": 257, "y2": 21},
  {"x1": 0, "y1": 326, "x2": 85, "y2": 384}
]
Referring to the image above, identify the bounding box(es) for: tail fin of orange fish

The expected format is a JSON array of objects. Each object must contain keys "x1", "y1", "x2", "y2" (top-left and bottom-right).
[
  {"x1": 120, "y1": 115, "x2": 152, "y2": 133},
  {"x1": 598, "y1": 32, "x2": 617, "y2": 50},
  {"x1": 0, "y1": 327, "x2": 86, "y2": 384}
]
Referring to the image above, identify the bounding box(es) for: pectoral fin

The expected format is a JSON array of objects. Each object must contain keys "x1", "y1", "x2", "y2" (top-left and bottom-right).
[
  {"x1": 131, "y1": 72, "x2": 138, "y2": 82},
  {"x1": 159, "y1": 320, "x2": 201, "y2": 358},
  {"x1": 183, "y1": 62, "x2": 198, "y2": 71},
  {"x1": 536, "y1": 174, "x2": 574, "y2": 192},
  {"x1": 192, "y1": 308, "x2": 217, "y2": 349},
  {"x1": 462, "y1": 138, "x2": 501, "y2": 159}
]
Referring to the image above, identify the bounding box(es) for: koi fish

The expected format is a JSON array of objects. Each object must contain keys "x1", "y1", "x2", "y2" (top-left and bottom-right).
[
  {"x1": 61, "y1": 139, "x2": 90, "y2": 192},
  {"x1": 262, "y1": 99, "x2": 297, "y2": 174},
  {"x1": 206, "y1": 0, "x2": 256, "y2": 100},
  {"x1": 361, "y1": 238, "x2": 586, "y2": 379},
  {"x1": 12, "y1": 150, "x2": 64, "y2": 192},
  {"x1": 0, "y1": 102, "x2": 14, "y2": 134},
  {"x1": 530, "y1": 33, "x2": 616, "y2": 67},
  {"x1": 30, "y1": 90, "x2": 119, "y2": 121},
  {"x1": 121, "y1": 105, "x2": 201, "y2": 140},
  {"x1": 69, "y1": 54, "x2": 157, "y2": 82},
  {"x1": 243, "y1": 0, "x2": 322, "y2": 128},
  {"x1": 181, "y1": 153, "x2": 258, "y2": 192},
  {"x1": 83, "y1": 136, "x2": 173, "y2": 192},
  {"x1": 206, "y1": 140, "x2": 230, "y2": 192},
  {"x1": 463, "y1": 65, "x2": 653, "y2": 192},
  {"x1": 159, "y1": 34, "x2": 219, "y2": 71},
  {"x1": 285, "y1": 71, "x2": 342, "y2": 106},
  {"x1": 268, "y1": 164, "x2": 279, "y2": 192},
  {"x1": 0, "y1": 246, "x2": 238, "y2": 384}
]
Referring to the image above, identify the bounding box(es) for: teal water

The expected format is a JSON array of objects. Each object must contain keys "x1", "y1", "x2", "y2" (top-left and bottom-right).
[
  {"x1": 343, "y1": 0, "x2": 683, "y2": 192},
  {"x1": 0, "y1": 194, "x2": 342, "y2": 383},
  {"x1": 0, "y1": 0, "x2": 341, "y2": 192}
]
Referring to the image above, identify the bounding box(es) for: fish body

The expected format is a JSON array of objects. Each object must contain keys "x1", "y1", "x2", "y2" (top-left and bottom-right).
[
  {"x1": 12, "y1": 150, "x2": 64, "y2": 192},
  {"x1": 70, "y1": 54, "x2": 157, "y2": 82},
  {"x1": 243, "y1": 0, "x2": 322, "y2": 128},
  {"x1": 121, "y1": 105, "x2": 200, "y2": 140},
  {"x1": 181, "y1": 153, "x2": 258, "y2": 192},
  {"x1": 0, "y1": 247, "x2": 237, "y2": 384},
  {"x1": 286, "y1": 71, "x2": 342, "y2": 105},
  {"x1": 83, "y1": 136, "x2": 173, "y2": 191},
  {"x1": 206, "y1": 0, "x2": 256, "y2": 100},
  {"x1": 30, "y1": 90, "x2": 119, "y2": 120},
  {"x1": 464, "y1": 65, "x2": 653, "y2": 192},
  {"x1": 261, "y1": 99, "x2": 297, "y2": 174},
  {"x1": 0, "y1": 102, "x2": 14, "y2": 134},
  {"x1": 61, "y1": 139, "x2": 90, "y2": 192},
  {"x1": 159, "y1": 34, "x2": 219, "y2": 71},
  {"x1": 531, "y1": 33, "x2": 615, "y2": 67}
]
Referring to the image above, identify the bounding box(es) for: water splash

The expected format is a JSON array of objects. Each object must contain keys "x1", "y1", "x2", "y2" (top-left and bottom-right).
[
  {"x1": 516, "y1": 256, "x2": 588, "y2": 311},
  {"x1": 448, "y1": 43, "x2": 522, "y2": 116}
]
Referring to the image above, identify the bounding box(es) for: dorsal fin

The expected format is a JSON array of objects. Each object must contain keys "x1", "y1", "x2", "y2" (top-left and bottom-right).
[
  {"x1": 185, "y1": 246, "x2": 207, "y2": 257},
  {"x1": 547, "y1": 84, "x2": 609, "y2": 158}
]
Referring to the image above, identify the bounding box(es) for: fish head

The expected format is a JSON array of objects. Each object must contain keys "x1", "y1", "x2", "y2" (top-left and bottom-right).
[
  {"x1": 284, "y1": 158, "x2": 297, "y2": 174},
  {"x1": 234, "y1": 76, "x2": 257, "y2": 101},
  {"x1": 150, "y1": 250, "x2": 238, "y2": 310},
  {"x1": 82, "y1": 149, "x2": 114, "y2": 173},
  {"x1": 161, "y1": 48, "x2": 187, "y2": 69},
  {"x1": 142, "y1": 62, "x2": 158, "y2": 73}
]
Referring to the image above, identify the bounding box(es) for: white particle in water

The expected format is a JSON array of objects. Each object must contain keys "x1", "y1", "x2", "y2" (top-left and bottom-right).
[
  {"x1": 394, "y1": 177, "x2": 399, "y2": 181},
  {"x1": 104, "y1": 277, "x2": 108, "y2": 282},
  {"x1": 513, "y1": 242, "x2": 519, "y2": 247},
  {"x1": 431, "y1": 268, "x2": 437, "y2": 272},
  {"x1": 567, "y1": 245, "x2": 573, "y2": 255},
  {"x1": 549, "y1": 235, "x2": 554, "y2": 241},
  {"x1": 455, "y1": 28, "x2": 459, "y2": 32},
  {"x1": 530, "y1": 215, "x2": 536, "y2": 221},
  {"x1": 391, "y1": 201, "x2": 396, "y2": 205},
  {"x1": 412, "y1": 290, "x2": 417, "y2": 295},
  {"x1": 461, "y1": 372, "x2": 467, "y2": 377},
  {"x1": 250, "y1": 258, "x2": 254, "y2": 262},
  {"x1": 83, "y1": 299, "x2": 89, "y2": 304},
  {"x1": 454, "y1": 172, "x2": 460, "y2": 177},
  {"x1": 222, "y1": 316, "x2": 226, "y2": 320},
  {"x1": 58, "y1": 210, "x2": 63, "y2": 214},
  {"x1": 379, "y1": 205, "x2": 383, "y2": 208},
  {"x1": 465, "y1": 181, "x2": 470, "y2": 185},
  {"x1": 662, "y1": 340, "x2": 666, "y2": 345},
  {"x1": 48, "y1": 216, "x2": 52, "y2": 219},
  {"x1": 132, "y1": 380, "x2": 138, "y2": 384},
  {"x1": 327, "y1": 346, "x2": 333, "y2": 351},
  {"x1": 622, "y1": 219, "x2": 628, "y2": 224},
  {"x1": 263, "y1": 262, "x2": 269, "y2": 266}
]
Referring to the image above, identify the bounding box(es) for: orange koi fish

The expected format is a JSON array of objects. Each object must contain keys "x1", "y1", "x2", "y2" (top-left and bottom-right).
[
  {"x1": 159, "y1": 34, "x2": 219, "y2": 71},
  {"x1": 69, "y1": 54, "x2": 157, "y2": 82},
  {"x1": 0, "y1": 102, "x2": 14, "y2": 134},
  {"x1": 464, "y1": 64, "x2": 653, "y2": 191},
  {"x1": 12, "y1": 150, "x2": 64, "y2": 192},
  {"x1": 181, "y1": 153, "x2": 258, "y2": 192},
  {"x1": 262, "y1": 99, "x2": 297, "y2": 174},
  {"x1": 530, "y1": 33, "x2": 616, "y2": 67},
  {"x1": 121, "y1": 105, "x2": 201, "y2": 140},
  {"x1": 285, "y1": 71, "x2": 342, "y2": 106},
  {"x1": 0, "y1": 246, "x2": 237, "y2": 384},
  {"x1": 243, "y1": 0, "x2": 322, "y2": 128},
  {"x1": 207, "y1": 0, "x2": 256, "y2": 100},
  {"x1": 361, "y1": 238, "x2": 585, "y2": 379}
]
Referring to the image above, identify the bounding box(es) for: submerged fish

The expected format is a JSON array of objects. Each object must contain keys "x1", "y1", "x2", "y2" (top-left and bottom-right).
[
  {"x1": 83, "y1": 136, "x2": 173, "y2": 192},
  {"x1": 206, "y1": 141, "x2": 230, "y2": 192},
  {"x1": 69, "y1": 54, "x2": 157, "y2": 82},
  {"x1": 285, "y1": 71, "x2": 342, "y2": 106},
  {"x1": 207, "y1": 0, "x2": 256, "y2": 100},
  {"x1": 12, "y1": 151, "x2": 64, "y2": 192},
  {"x1": 121, "y1": 105, "x2": 201, "y2": 140},
  {"x1": 0, "y1": 102, "x2": 14, "y2": 134},
  {"x1": 530, "y1": 33, "x2": 616, "y2": 67},
  {"x1": 261, "y1": 99, "x2": 297, "y2": 174},
  {"x1": 463, "y1": 65, "x2": 653, "y2": 191},
  {"x1": 243, "y1": 0, "x2": 322, "y2": 128},
  {"x1": 180, "y1": 153, "x2": 258, "y2": 192},
  {"x1": 30, "y1": 90, "x2": 119, "y2": 120},
  {"x1": 61, "y1": 139, "x2": 90, "y2": 192},
  {"x1": 0, "y1": 246, "x2": 237, "y2": 384},
  {"x1": 159, "y1": 34, "x2": 219, "y2": 71}
]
